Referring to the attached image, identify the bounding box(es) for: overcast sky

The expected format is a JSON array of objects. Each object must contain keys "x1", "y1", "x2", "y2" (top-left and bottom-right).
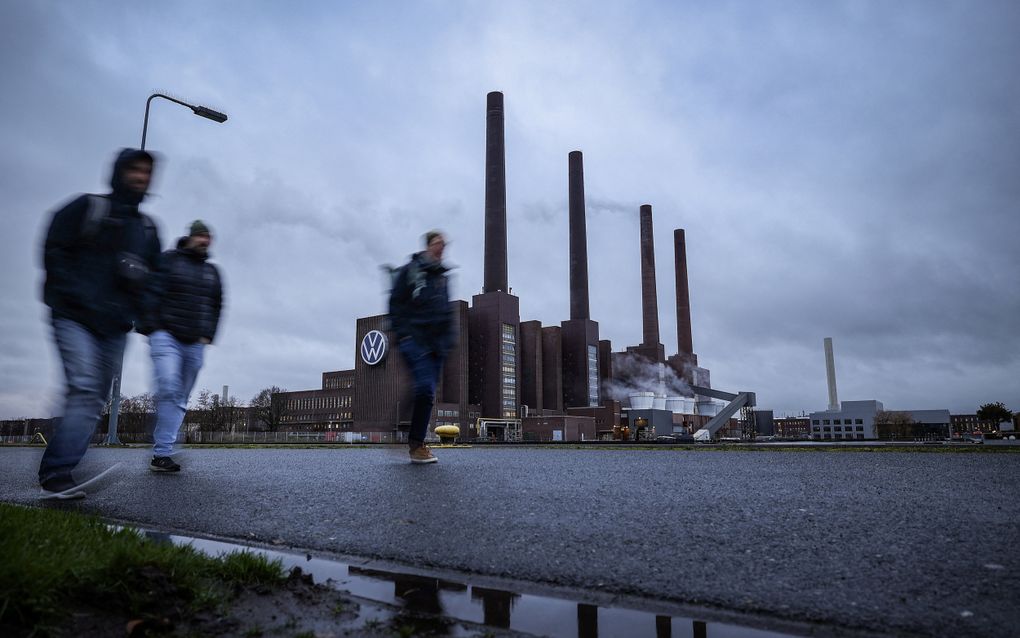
[{"x1": 1, "y1": 0, "x2": 1017, "y2": 419}]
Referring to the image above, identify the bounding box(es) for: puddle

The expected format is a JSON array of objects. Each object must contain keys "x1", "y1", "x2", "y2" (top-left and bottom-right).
[{"x1": 140, "y1": 529, "x2": 797, "y2": 637}]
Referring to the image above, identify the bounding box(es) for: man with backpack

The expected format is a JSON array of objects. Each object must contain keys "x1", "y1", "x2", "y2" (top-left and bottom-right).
[
  {"x1": 140, "y1": 220, "x2": 223, "y2": 472},
  {"x1": 388, "y1": 230, "x2": 456, "y2": 464},
  {"x1": 39, "y1": 148, "x2": 162, "y2": 498}
]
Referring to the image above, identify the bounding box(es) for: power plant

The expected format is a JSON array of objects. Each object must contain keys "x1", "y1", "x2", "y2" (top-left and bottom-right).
[{"x1": 276, "y1": 92, "x2": 753, "y2": 441}]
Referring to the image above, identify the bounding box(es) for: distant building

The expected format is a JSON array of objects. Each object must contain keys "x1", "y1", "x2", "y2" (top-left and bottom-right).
[
  {"x1": 753, "y1": 410, "x2": 775, "y2": 437},
  {"x1": 809, "y1": 400, "x2": 883, "y2": 440},
  {"x1": 774, "y1": 416, "x2": 810, "y2": 438},
  {"x1": 951, "y1": 414, "x2": 1002, "y2": 436}
]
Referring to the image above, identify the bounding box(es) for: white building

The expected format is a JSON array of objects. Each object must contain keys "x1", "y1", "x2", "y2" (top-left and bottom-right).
[{"x1": 809, "y1": 400, "x2": 883, "y2": 440}]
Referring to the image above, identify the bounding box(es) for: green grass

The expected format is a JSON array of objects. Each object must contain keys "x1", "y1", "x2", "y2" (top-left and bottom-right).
[{"x1": 0, "y1": 503, "x2": 285, "y2": 635}]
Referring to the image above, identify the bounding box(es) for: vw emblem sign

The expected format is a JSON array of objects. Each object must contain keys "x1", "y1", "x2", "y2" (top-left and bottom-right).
[{"x1": 360, "y1": 330, "x2": 388, "y2": 366}]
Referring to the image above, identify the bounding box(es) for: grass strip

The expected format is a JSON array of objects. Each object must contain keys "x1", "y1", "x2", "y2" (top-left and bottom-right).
[{"x1": 0, "y1": 503, "x2": 284, "y2": 635}]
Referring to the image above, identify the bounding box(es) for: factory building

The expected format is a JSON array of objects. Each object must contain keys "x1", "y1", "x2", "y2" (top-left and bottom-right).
[{"x1": 276, "y1": 91, "x2": 716, "y2": 441}]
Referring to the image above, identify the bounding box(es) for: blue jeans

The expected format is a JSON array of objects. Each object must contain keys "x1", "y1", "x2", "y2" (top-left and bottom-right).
[
  {"x1": 398, "y1": 337, "x2": 444, "y2": 445},
  {"x1": 150, "y1": 330, "x2": 204, "y2": 457},
  {"x1": 39, "y1": 318, "x2": 127, "y2": 483}
]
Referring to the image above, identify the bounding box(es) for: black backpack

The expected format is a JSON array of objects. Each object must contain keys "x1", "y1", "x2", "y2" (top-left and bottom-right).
[{"x1": 81, "y1": 194, "x2": 158, "y2": 244}]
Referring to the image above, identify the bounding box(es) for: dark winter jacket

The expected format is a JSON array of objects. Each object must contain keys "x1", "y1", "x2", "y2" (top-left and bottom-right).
[
  {"x1": 42, "y1": 149, "x2": 162, "y2": 335},
  {"x1": 388, "y1": 252, "x2": 456, "y2": 354},
  {"x1": 141, "y1": 240, "x2": 223, "y2": 344}
]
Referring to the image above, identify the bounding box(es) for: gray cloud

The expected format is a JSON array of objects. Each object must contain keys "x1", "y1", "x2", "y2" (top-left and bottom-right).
[{"x1": 1, "y1": 1, "x2": 1018, "y2": 419}]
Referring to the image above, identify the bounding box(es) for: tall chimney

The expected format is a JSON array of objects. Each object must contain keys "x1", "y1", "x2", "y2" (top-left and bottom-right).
[
  {"x1": 824, "y1": 337, "x2": 839, "y2": 410},
  {"x1": 674, "y1": 229, "x2": 693, "y2": 356},
  {"x1": 639, "y1": 204, "x2": 660, "y2": 347},
  {"x1": 483, "y1": 91, "x2": 508, "y2": 293},
  {"x1": 568, "y1": 151, "x2": 589, "y2": 320}
]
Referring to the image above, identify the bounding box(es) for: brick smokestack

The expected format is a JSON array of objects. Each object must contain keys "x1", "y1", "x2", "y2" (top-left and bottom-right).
[
  {"x1": 483, "y1": 91, "x2": 508, "y2": 293},
  {"x1": 674, "y1": 229, "x2": 693, "y2": 356},
  {"x1": 568, "y1": 151, "x2": 589, "y2": 320},
  {"x1": 639, "y1": 204, "x2": 660, "y2": 347}
]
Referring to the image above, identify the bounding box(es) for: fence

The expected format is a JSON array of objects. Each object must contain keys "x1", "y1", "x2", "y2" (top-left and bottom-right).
[{"x1": 1, "y1": 431, "x2": 417, "y2": 445}]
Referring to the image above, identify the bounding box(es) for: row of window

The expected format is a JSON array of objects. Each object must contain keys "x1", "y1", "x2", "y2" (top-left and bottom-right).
[
  {"x1": 586, "y1": 345, "x2": 600, "y2": 407},
  {"x1": 282, "y1": 412, "x2": 353, "y2": 422},
  {"x1": 813, "y1": 425, "x2": 865, "y2": 432},
  {"x1": 501, "y1": 323, "x2": 517, "y2": 418},
  {"x1": 814, "y1": 433, "x2": 866, "y2": 439},
  {"x1": 288, "y1": 396, "x2": 351, "y2": 411},
  {"x1": 812, "y1": 418, "x2": 864, "y2": 425}
]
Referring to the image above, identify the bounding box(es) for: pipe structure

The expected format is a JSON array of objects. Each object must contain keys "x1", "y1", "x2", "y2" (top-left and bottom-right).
[
  {"x1": 674, "y1": 229, "x2": 694, "y2": 356},
  {"x1": 483, "y1": 91, "x2": 508, "y2": 293},
  {"x1": 824, "y1": 337, "x2": 839, "y2": 411},
  {"x1": 639, "y1": 205, "x2": 660, "y2": 347},
  {"x1": 568, "y1": 151, "x2": 589, "y2": 320}
]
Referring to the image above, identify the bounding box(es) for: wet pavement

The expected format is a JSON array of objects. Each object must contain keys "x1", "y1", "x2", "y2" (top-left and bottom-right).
[
  {"x1": 141, "y1": 529, "x2": 797, "y2": 637},
  {"x1": 1, "y1": 445, "x2": 1018, "y2": 637}
]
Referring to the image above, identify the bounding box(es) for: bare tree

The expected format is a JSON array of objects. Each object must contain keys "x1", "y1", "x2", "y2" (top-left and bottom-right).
[
  {"x1": 875, "y1": 410, "x2": 915, "y2": 440},
  {"x1": 250, "y1": 386, "x2": 287, "y2": 432},
  {"x1": 115, "y1": 392, "x2": 156, "y2": 436}
]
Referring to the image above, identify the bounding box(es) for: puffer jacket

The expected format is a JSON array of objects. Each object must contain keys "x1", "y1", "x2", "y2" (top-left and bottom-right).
[
  {"x1": 387, "y1": 252, "x2": 455, "y2": 354},
  {"x1": 142, "y1": 241, "x2": 223, "y2": 343}
]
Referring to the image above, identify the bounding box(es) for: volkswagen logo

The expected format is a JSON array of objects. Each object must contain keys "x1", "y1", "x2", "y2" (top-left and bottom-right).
[{"x1": 360, "y1": 330, "x2": 388, "y2": 365}]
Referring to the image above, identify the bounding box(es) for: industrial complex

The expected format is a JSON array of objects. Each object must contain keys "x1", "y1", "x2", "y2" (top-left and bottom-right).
[{"x1": 275, "y1": 91, "x2": 747, "y2": 442}]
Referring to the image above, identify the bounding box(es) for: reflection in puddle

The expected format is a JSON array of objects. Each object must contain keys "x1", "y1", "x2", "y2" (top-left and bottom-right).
[{"x1": 141, "y1": 530, "x2": 796, "y2": 637}]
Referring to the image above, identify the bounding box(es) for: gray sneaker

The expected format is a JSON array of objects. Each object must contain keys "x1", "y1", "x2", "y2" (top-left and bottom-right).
[{"x1": 40, "y1": 475, "x2": 86, "y2": 500}]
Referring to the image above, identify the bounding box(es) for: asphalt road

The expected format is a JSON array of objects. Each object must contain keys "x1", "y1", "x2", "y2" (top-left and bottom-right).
[{"x1": 2, "y1": 446, "x2": 1018, "y2": 637}]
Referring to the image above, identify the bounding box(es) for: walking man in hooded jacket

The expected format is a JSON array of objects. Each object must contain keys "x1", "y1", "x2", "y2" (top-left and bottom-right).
[
  {"x1": 39, "y1": 148, "x2": 162, "y2": 498},
  {"x1": 388, "y1": 231, "x2": 456, "y2": 464},
  {"x1": 141, "y1": 220, "x2": 223, "y2": 472}
]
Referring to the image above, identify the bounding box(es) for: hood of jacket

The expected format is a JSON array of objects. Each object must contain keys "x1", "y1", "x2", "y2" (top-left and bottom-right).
[
  {"x1": 413, "y1": 251, "x2": 450, "y2": 274},
  {"x1": 109, "y1": 148, "x2": 156, "y2": 206}
]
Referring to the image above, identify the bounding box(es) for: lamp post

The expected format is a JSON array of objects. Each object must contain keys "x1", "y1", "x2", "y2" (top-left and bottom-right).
[
  {"x1": 106, "y1": 93, "x2": 229, "y2": 445},
  {"x1": 141, "y1": 92, "x2": 228, "y2": 150}
]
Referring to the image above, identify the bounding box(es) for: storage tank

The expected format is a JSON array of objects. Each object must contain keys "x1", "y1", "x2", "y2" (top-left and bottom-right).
[
  {"x1": 629, "y1": 392, "x2": 654, "y2": 409},
  {"x1": 696, "y1": 399, "x2": 718, "y2": 417},
  {"x1": 653, "y1": 395, "x2": 666, "y2": 410},
  {"x1": 665, "y1": 396, "x2": 684, "y2": 413}
]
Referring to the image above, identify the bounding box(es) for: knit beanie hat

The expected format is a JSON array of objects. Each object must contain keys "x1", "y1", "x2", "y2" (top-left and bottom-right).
[{"x1": 189, "y1": 220, "x2": 211, "y2": 237}]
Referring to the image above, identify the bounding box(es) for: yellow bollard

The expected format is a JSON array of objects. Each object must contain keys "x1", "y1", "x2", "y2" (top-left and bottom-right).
[{"x1": 434, "y1": 425, "x2": 460, "y2": 446}]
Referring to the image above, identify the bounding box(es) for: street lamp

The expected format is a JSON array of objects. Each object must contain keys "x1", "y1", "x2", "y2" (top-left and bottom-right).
[
  {"x1": 105, "y1": 92, "x2": 229, "y2": 445},
  {"x1": 141, "y1": 92, "x2": 228, "y2": 150}
]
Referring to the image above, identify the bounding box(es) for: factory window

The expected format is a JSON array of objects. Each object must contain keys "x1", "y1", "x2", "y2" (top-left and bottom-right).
[
  {"x1": 855, "y1": 419, "x2": 863, "y2": 424},
  {"x1": 587, "y1": 345, "x2": 600, "y2": 407},
  {"x1": 812, "y1": 426, "x2": 820, "y2": 432},
  {"x1": 856, "y1": 426, "x2": 863, "y2": 431},
  {"x1": 822, "y1": 419, "x2": 830, "y2": 425},
  {"x1": 823, "y1": 426, "x2": 831, "y2": 432},
  {"x1": 857, "y1": 434, "x2": 865, "y2": 439},
  {"x1": 501, "y1": 323, "x2": 517, "y2": 418},
  {"x1": 812, "y1": 419, "x2": 819, "y2": 425},
  {"x1": 843, "y1": 419, "x2": 852, "y2": 425}
]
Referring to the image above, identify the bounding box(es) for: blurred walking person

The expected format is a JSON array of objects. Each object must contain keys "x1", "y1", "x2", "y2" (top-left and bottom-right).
[
  {"x1": 140, "y1": 220, "x2": 223, "y2": 472},
  {"x1": 388, "y1": 231, "x2": 456, "y2": 464},
  {"x1": 39, "y1": 149, "x2": 162, "y2": 498}
]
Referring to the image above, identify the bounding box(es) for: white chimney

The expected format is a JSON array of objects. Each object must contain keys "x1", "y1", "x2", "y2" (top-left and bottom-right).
[{"x1": 823, "y1": 337, "x2": 839, "y2": 411}]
